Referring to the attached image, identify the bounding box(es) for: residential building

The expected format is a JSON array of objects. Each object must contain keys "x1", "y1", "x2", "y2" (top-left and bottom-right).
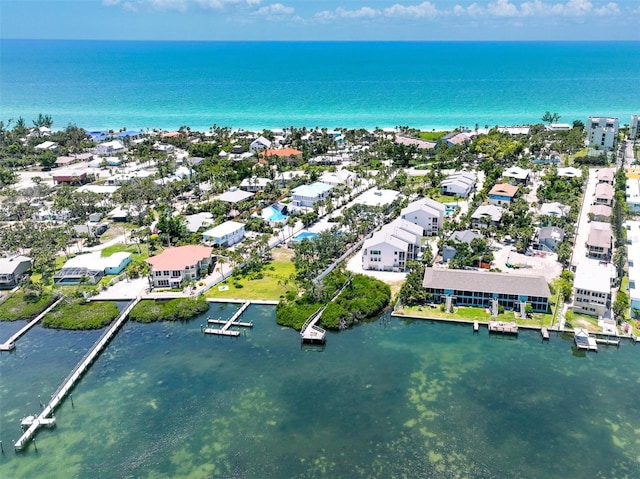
[
  {"x1": 53, "y1": 252, "x2": 131, "y2": 285},
  {"x1": 184, "y1": 212, "x2": 214, "y2": 233},
  {"x1": 539, "y1": 202, "x2": 570, "y2": 218},
  {"x1": 589, "y1": 204, "x2": 612, "y2": 222},
  {"x1": 395, "y1": 135, "x2": 436, "y2": 150},
  {"x1": 202, "y1": 221, "x2": 245, "y2": 247},
  {"x1": 502, "y1": 166, "x2": 531, "y2": 185},
  {"x1": 250, "y1": 136, "x2": 272, "y2": 152},
  {"x1": 362, "y1": 232, "x2": 409, "y2": 272},
  {"x1": 422, "y1": 268, "x2": 550, "y2": 313},
  {"x1": 320, "y1": 169, "x2": 357, "y2": 188},
  {"x1": 52, "y1": 169, "x2": 89, "y2": 186},
  {"x1": 291, "y1": 182, "x2": 333, "y2": 208},
  {"x1": 488, "y1": 183, "x2": 518, "y2": 206},
  {"x1": 216, "y1": 188, "x2": 255, "y2": 204},
  {"x1": 471, "y1": 205, "x2": 504, "y2": 229},
  {"x1": 625, "y1": 221, "x2": 640, "y2": 317},
  {"x1": 533, "y1": 226, "x2": 565, "y2": 252},
  {"x1": 34, "y1": 140, "x2": 58, "y2": 151},
  {"x1": 587, "y1": 116, "x2": 619, "y2": 150},
  {"x1": 261, "y1": 204, "x2": 288, "y2": 227},
  {"x1": 353, "y1": 188, "x2": 401, "y2": 208},
  {"x1": 380, "y1": 220, "x2": 422, "y2": 260},
  {"x1": 442, "y1": 230, "x2": 483, "y2": 263},
  {"x1": 594, "y1": 182, "x2": 614, "y2": 207},
  {"x1": 631, "y1": 114, "x2": 640, "y2": 141},
  {"x1": 146, "y1": 245, "x2": 213, "y2": 288},
  {"x1": 626, "y1": 175, "x2": 640, "y2": 213},
  {"x1": 0, "y1": 256, "x2": 32, "y2": 289},
  {"x1": 586, "y1": 221, "x2": 613, "y2": 260},
  {"x1": 262, "y1": 147, "x2": 303, "y2": 162},
  {"x1": 400, "y1": 198, "x2": 446, "y2": 236},
  {"x1": 573, "y1": 260, "x2": 615, "y2": 317},
  {"x1": 557, "y1": 167, "x2": 582, "y2": 178},
  {"x1": 96, "y1": 140, "x2": 126, "y2": 156},
  {"x1": 439, "y1": 171, "x2": 476, "y2": 198},
  {"x1": 596, "y1": 168, "x2": 615, "y2": 185},
  {"x1": 240, "y1": 177, "x2": 272, "y2": 193}
]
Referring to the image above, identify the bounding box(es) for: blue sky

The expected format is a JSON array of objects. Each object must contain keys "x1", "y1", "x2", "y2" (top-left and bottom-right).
[{"x1": 2, "y1": 0, "x2": 639, "y2": 40}]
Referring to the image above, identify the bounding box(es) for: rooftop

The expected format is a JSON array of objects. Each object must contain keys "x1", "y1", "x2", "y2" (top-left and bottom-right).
[
  {"x1": 202, "y1": 221, "x2": 245, "y2": 238},
  {"x1": 574, "y1": 259, "x2": 615, "y2": 293},
  {"x1": 0, "y1": 255, "x2": 32, "y2": 274},
  {"x1": 291, "y1": 182, "x2": 333, "y2": 197},
  {"x1": 146, "y1": 245, "x2": 213, "y2": 271},
  {"x1": 488, "y1": 183, "x2": 519, "y2": 198}
]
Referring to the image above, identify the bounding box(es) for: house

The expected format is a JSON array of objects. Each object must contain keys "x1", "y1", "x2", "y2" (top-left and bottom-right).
[
  {"x1": 262, "y1": 147, "x2": 303, "y2": 162},
  {"x1": 625, "y1": 221, "x2": 640, "y2": 317},
  {"x1": 626, "y1": 176, "x2": 640, "y2": 213},
  {"x1": 239, "y1": 177, "x2": 272, "y2": 193},
  {"x1": 439, "y1": 171, "x2": 476, "y2": 198},
  {"x1": 53, "y1": 252, "x2": 131, "y2": 285},
  {"x1": 539, "y1": 202, "x2": 570, "y2": 218},
  {"x1": 216, "y1": 188, "x2": 255, "y2": 204},
  {"x1": 545, "y1": 123, "x2": 572, "y2": 131},
  {"x1": 497, "y1": 126, "x2": 531, "y2": 136},
  {"x1": 0, "y1": 256, "x2": 32, "y2": 289},
  {"x1": 442, "y1": 131, "x2": 471, "y2": 147},
  {"x1": 55, "y1": 156, "x2": 78, "y2": 167},
  {"x1": 594, "y1": 182, "x2": 614, "y2": 207},
  {"x1": 586, "y1": 221, "x2": 613, "y2": 260},
  {"x1": 95, "y1": 140, "x2": 126, "y2": 156},
  {"x1": 380, "y1": 220, "x2": 423, "y2": 261},
  {"x1": 533, "y1": 226, "x2": 565, "y2": 252},
  {"x1": 362, "y1": 232, "x2": 410, "y2": 272},
  {"x1": 422, "y1": 268, "x2": 550, "y2": 313},
  {"x1": 488, "y1": 183, "x2": 518, "y2": 206},
  {"x1": 352, "y1": 188, "x2": 402, "y2": 207},
  {"x1": 502, "y1": 166, "x2": 531, "y2": 185},
  {"x1": 589, "y1": 204, "x2": 612, "y2": 222},
  {"x1": 320, "y1": 169, "x2": 357, "y2": 188},
  {"x1": 72, "y1": 222, "x2": 109, "y2": 238},
  {"x1": 587, "y1": 117, "x2": 619, "y2": 150},
  {"x1": 471, "y1": 205, "x2": 504, "y2": 229},
  {"x1": 400, "y1": 198, "x2": 446, "y2": 237},
  {"x1": 146, "y1": 245, "x2": 213, "y2": 288},
  {"x1": 557, "y1": 167, "x2": 582, "y2": 178},
  {"x1": 573, "y1": 260, "x2": 615, "y2": 317},
  {"x1": 631, "y1": 114, "x2": 640, "y2": 141},
  {"x1": 52, "y1": 169, "x2": 89, "y2": 186},
  {"x1": 596, "y1": 168, "x2": 615, "y2": 185},
  {"x1": 291, "y1": 182, "x2": 333, "y2": 208},
  {"x1": 395, "y1": 135, "x2": 436, "y2": 150},
  {"x1": 442, "y1": 230, "x2": 484, "y2": 263},
  {"x1": 202, "y1": 221, "x2": 245, "y2": 247},
  {"x1": 34, "y1": 140, "x2": 58, "y2": 151},
  {"x1": 250, "y1": 136, "x2": 272, "y2": 152},
  {"x1": 184, "y1": 212, "x2": 214, "y2": 233}
]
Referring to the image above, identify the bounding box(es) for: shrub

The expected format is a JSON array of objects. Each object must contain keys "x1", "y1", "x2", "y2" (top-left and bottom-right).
[
  {"x1": 129, "y1": 296, "x2": 209, "y2": 323},
  {"x1": 43, "y1": 300, "x2": 119, "y2": 330}
]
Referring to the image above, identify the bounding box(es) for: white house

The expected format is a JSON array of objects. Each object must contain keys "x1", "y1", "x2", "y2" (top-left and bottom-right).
[
  {"x1": 240, "y1": 176, "x2": 272, "y2": 193},
  {"x1": 587, "y1": 116, "x2": 619, "y2": 150},
  {"x1": 291, "y1": 182, "x2": 333, "y2": 208},
  {"x1": 502, "y1": 166, "x2": 531, "y2": 185},
  {"x1": 557, "y1": 167, "x2": 582, "y2": 178},
  {"x1": 184, "y1": 212, "x2": 214, "y2": 233},
  {"x1": 400, "y1": 198, "x2": 446, "y2": 236},
  {"x1": 202, "y1": 221, "x2": 245, "y2": 247},
  {"x1": 573, "y1": 259, "x2": 615, "y2": 317},
  {"x1": 539, "y1": 202, "x2": 570, "y2": 218},
  {"x1": 471, "y1": 205, "x2": 504, "y2": 229},
  {"x1": 96, "y1": 140, "x2": 126, "y2": 156},
  {"x1": 380, "y1": 219, "x2": 423, "y2": 261},
  {"x1": 34, "y1": 140, "x2": 58, "y2": 151},
  {"x1": 439, "y1": 171, "x2": 476, "y2": 198},
  {"x1": 0, "y1": 255, "x2": 32, "y2": 289},
  {"x1": 320, "y1": 169, "x2": 357, "y2": 188},
  {"x1": 250, "y1": 136, "x2": 272, "y2": 152},
  {"x1": 625, "y1": 221, "x2": 640, "y2": 317},
  {"x1": 362, "y1": 232, "x2": 410, "y2": 272},
  {"x1": 631, "y1": 114, "x2": 640, "y2": 141}
]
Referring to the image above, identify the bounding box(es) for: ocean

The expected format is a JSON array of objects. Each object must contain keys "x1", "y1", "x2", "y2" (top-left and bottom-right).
[
  {"x1": 1, "y1": 304, "x2": 640, "y2": 478},
  {"x1": 1, "y1": 40, "x2": 639, "y2": 132}
]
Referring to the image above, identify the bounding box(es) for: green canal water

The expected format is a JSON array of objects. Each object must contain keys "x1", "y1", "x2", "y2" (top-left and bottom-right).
[{"x1": 1, "y1": 304, "x2": 640, "y2": 478}]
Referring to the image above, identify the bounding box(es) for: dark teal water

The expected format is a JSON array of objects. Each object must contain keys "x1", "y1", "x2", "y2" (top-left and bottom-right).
[
  {"x1": 1, "y1": 41, "x2": 639, "y2": 131},
  {"x1": 1, "y1": 304, "x2": 640, "y2": 478}
]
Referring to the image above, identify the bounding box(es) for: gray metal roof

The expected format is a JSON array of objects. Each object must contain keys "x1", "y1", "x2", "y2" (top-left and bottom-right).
[{"x1": 423, "y1": 267, "x2": 551, "y2": 298}]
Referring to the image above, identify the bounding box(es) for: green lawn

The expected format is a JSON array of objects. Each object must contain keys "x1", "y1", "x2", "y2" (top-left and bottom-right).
[
  {"x1": 564, "y1": 311, "x2": 601, "y2": 332},
  {"x1": 101, "y1": 243, "x2": 152, "y2": 262},
  {"x1": 419, "y1": 131, "x2": 448, "y2": 141},
  {"x1": 397, "y1": 305, "x2": 491, "y2": 322},
  {"x1": 206, "y1": 259, "x2": 297, "y2": 301}
]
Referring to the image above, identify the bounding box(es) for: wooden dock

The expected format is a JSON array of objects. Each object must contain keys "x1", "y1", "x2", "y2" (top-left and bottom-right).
[
  {"x1": 488, "y1": 320, "x2": 518, "y2": 335},
  {"x1": 300, "y1": 308, "x2": 327, "y2": 344},
  {"x1": 0, "y1": 297, "x2": 63, "y2": 352},
  {"x1": 13, "y1": 297, "x2": 140, "y2": 451},
  {"x1": 541, "y1": 327, "x2": 549, "y2": 340},
  {"x1": 574, "y1": 328, "x2": 598, "y2": 351},
  {"x1": 473, "y1": 320, "x2": 479, "y2": 333},
  {"x1": 203, "y1": 301, "x2": 252, "y2": 337}
]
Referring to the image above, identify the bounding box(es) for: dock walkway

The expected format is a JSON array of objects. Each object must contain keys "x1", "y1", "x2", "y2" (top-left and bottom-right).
[
  {"x1": 13, "y1": 297, "x2": 140, "y2": 451},
  {"x1": 204, "y1": 301, "x2": 252, "y2": 337},
  {"x1": 0, "y1": 297, "x2": 64, "y2": 352},
  {"x1": 574, "y1": 328, "x2": 598, "y2": 351},
  {"x1": 488, "y1": 320, "x2": 518, "y2": 335}
]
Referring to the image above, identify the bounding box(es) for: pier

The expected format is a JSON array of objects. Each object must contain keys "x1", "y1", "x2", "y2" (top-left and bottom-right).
[
  {"x1": 204, "y1": 301, "x2": 252, "y2": 337},
  {"x1": 300, "y1": 308, "x2": 327, "y2": 344},
  {"x1": 488, "y1": 320, "x2": 518, "y2": 335},
  {"x1": 473, "y1": 320, "x2": 479, "y2": 333},
  {"x1": 541, "y1": 327, "x2": 549, "y2": 340},
  {"x1": 574, "y1": 328, "x2": 598, "y2": 351},
  {"x1": 13, "y1": 297, "x2": 140, "y2": 451},
  {"x1": 0, "y1": 297, "x2": 63, "y2": 351}
]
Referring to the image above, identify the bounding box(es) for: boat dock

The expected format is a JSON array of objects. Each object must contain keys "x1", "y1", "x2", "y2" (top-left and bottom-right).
[
  {"x1": 574, "y1": 328, "x2": 598, "y2": 351},
  {"x1": 203, "y1": 301, "x2": 252, "y2": 337},
  {"x1": 0, "y1": 297, "x2": 64, "y2": 352},
  {"x1": 488, "y1": 320, "x2": 518, "y2": 335},
  {"x1": 300, "y1": 309, "x2": 326, "y2": 344},
  {"x1": 541, "y1": 327, "x2": 549, "y2": 340},
  {"x1": 13, "y1": 297, "x2": 140, "y2": 451},
  {"x1": 473, "y1": 320, "x2": 479, "y2": 332}
]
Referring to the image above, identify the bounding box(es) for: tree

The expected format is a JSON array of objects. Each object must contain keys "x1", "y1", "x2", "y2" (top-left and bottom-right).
[
  {"x1": 542, "y1": 112, "x2": 561, "y2": 125},
  {"x1": 613, "y1": 290, "x2": 629, "y2": 323},
  {"x1": 33, "y1": 113, "x2": 53, "y2": 128}
]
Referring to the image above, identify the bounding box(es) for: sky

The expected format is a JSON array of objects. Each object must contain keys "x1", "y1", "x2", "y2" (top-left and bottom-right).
[{"x1": 1, "y1": 0, "x2": 639, "y2": 41}]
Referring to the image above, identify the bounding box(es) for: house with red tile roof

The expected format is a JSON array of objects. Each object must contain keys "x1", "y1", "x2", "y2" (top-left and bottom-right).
[
  {"x1": 146, "y1": 245, "x2": 213, "y2": 288},
  {"x1": 261, "y1": 147, "x2": 303, "y2": 164}
]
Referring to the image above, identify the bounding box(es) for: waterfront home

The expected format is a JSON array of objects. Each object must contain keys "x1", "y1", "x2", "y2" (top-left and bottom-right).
[
  {"x1": 586, "y1": 221, "x2": 613, "y2": 260},
  {"x1": 146, "y1": 245, "x2": 213, "y2": 289},
  {"x1": 291, "y1": 182, "x2": 333, "y2": 208},
  {"x1": 96, "y1": 140, "x2": 126, "y2": 156},
  {"x1": 587, "y1": 117, "x2": 619, "y2": 150},
  {"x1": 53, "y1": 252, "x2": 132, "y2": 285},
  {"x1": 362, "y1": 232, "x2": 410, "y2": 272},
  {"x1": 594, "y1": 183, "x2": 614, "y2": 207},
  {"x1": 380, "y1": 220, "x2": 422, "y2": 258},
  {"x1": 250, "y1": 136, "x2": 272, "y2": 152},
  {"x1": 202, "y1": 221, "x2": 245, "y2": 247},
  {"x1": 471, "y1": 205, "x2": 504, "y2": 229},
  {"x1": 439, "y1": 171, "x2": 476, "y2": 198},
  {"x1": 261, "y1": 203, "x2": 288, "y2": 227},
  {"x1": 539, "y1": 202, "x2": 570, "y2": 218},
  {"x1": 589, "y1": 204, "x2": 612, "y2": 222},
  {"x1": 488, "y1": 183, "x2": 518, "y2": 207},
  {"x1": 442, "y1": 230, "x2": 484, "y2": 263},
  {"x1": 533, "y1": 226, "x2": 565, "y2": 252},
  {"x1": 625, "y1": 221, "x2": 640, "y2": 318},
  {"x1": 240, "y1": 176, "x2": 272, "y2": 193},
  {"x1": 573, "y1": 259, "x2": 615, "y2": 317},
  {"x1": 0, "y1": 255, "x2": 32, "y2": 289},
  {"x1": 422, "y1": 268, "x2": 550, "y2": 313},
  {"x1": 400, "y1": 198, "x2": 445, "y2": 236},
  {"x1": 502, "y1": 166, "x2": 531, "y2": 185}
]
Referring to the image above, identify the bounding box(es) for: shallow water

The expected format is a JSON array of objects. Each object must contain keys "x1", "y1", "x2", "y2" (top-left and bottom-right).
[{"x1": 1, "y1": 304, "x2": 639, "y2": 478}]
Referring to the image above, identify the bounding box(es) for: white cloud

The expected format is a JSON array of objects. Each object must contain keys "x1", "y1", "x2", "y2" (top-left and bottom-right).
[
  {"x1": 594, "y1": 2, "x2": 620, "y2": 15},
  {"x1": 335, "y1": 6, "x2": 381, "y2": 18},
  {"x1": 254, "y1": 3, "x2": 294, "y2": 15},
  {"x1": 384, "y1": 1, "x2": 439, "y2": 18},
  {"x1": 451, "y1": 0, "x2": 621, "y2": 18},
  {"x1": 102, "y1": 0, "x2": 121, "y2": 5},
  {"x1": 487, "y1": 0, "x2": 519, "y2": 17}
]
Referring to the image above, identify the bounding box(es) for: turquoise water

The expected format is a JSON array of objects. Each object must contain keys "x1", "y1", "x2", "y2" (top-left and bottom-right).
[
  {"x1": 2, "y1": 303, "x2": 640, "y2": 478},
  {"x1": 293, "y1": 231, "x2": 318, "y2": 241},
  {"x1": 1, "y1": 41, "x2": 640, "y2": 131}
]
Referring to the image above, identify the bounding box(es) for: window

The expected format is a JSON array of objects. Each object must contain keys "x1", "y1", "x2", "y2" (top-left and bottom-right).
[{"x1": 172, "y1": 270, "x2": 182, "y2": 278}]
